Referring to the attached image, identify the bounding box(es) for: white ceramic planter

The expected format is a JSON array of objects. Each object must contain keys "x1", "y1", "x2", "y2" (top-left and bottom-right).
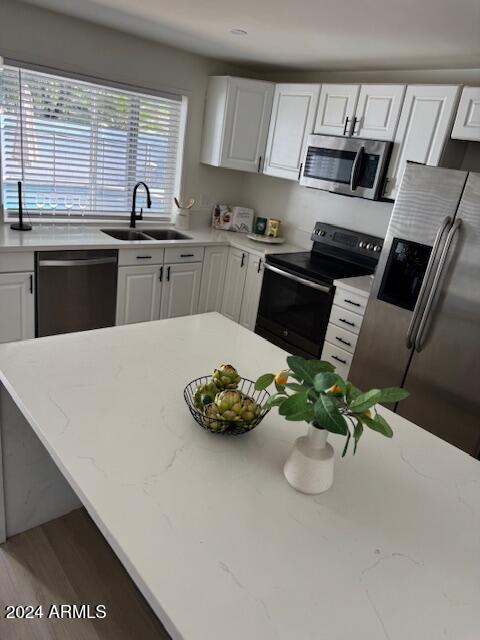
[{"x1": 283, "y1": 424, "x2": 334, "y2": 494}]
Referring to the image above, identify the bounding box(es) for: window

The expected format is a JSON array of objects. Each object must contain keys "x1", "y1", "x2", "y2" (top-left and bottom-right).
[{"x1": 0, "y1": 65, "x2": 186, "y2": 220}]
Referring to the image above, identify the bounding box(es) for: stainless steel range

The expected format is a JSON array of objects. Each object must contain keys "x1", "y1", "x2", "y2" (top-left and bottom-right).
[{"x1": 255, "y1": 223, "x2": 383, "y2": 358}]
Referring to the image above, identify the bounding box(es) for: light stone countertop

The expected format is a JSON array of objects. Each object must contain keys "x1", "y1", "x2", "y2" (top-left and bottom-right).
[
  {"x1": 0, "y1": 223, "x2": 301, "y2": 257},
  {"x1": 0, "y1": 313, "x2": 479, "y2": 640},
  {"x1": 334, "y1": 274, "x2": 374, "y2": 297}
]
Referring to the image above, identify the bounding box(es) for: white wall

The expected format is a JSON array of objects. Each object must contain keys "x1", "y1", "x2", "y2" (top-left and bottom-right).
[{"x1": 0, "y1": 0, "x2": 252, "y2": 222}]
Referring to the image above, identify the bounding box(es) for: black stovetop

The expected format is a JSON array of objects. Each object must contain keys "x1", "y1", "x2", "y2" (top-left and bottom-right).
[{"x1": 266, "y1": 251, "x2": 375, "y2": 285}]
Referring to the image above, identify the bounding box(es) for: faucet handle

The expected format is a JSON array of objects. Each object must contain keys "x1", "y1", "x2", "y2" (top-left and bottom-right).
[{"x1": 137, "y1": 207, "x2": 144, "y2": 220}]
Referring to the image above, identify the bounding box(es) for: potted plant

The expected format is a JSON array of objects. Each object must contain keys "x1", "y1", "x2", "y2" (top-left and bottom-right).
[{"x1": 255, "y1": 356, "x2": 409, "y2": 494}]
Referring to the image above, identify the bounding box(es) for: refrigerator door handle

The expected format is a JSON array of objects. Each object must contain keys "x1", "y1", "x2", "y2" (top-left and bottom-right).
[
  {"x1": 405, "y1": 216, "x2": 452, "y2": 349},
  {"x1": 414, "y1": 218, "x2": 462, "y2": 353}
]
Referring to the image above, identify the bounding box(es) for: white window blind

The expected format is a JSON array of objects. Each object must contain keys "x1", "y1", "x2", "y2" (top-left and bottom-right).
[{"x1": 0, "y1": 65, "x2": 185, "y2": 220}]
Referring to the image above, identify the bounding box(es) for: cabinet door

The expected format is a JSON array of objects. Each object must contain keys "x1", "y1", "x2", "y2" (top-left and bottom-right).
[
  {"x1": 239, "y1": 255, "x2": 264, "y2": 331},
  {"x1": 160, "y1": 262, "x2": 202, "y2": 320},
  {"x1": 116, "y1": 265, "x2": 162, "y2": 325},
  {"x1": 221, "y1": 78, "x2": 274, "y2": 173},
  {"x1": 452, "y1": 87, "x2": 480, "y2": 141},
  {"x1": 353, "y1": 84, "x2": 406, "y2": 140},
  {"x1": 314, "y1": 84, "x2": 359, "y2": 136},
  {"x1": 384, "y1": 85, "x2": 460, "y2": 199},
  {"x1": 220, "y1": 248, "x2": 248, "y2": 323},
  {"x1": 0, "y1": 272, "x2": 35, "y2": 343},
  {"x1": 264, "y1": 84, "x2": 320, "y2": 180},
  {"x1": 198, "y1": 246, "x2": 229, "y2": 313}
]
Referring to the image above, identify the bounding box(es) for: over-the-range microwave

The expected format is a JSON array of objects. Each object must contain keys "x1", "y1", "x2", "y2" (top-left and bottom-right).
[{"x1": 299, "y1": 134, "x2": 392, "y2": 200}]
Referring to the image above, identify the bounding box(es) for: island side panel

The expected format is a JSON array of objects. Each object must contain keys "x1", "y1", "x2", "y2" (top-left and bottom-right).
[{"x1": 0, "y1": 384, "x2": 81, "y2": 539}]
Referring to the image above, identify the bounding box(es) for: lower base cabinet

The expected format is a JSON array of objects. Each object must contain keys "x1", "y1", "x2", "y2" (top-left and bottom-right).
[
  {"x1": 160, "y1": 262, "x2": 202, "y2": 319},
  {"x1": 116, "y1": 265, "x2": 162, "y2": 325},
  {"x1": 198, "y1": 246, "x2": 229, "y2": 313},
  {"x1": 239, "y1": 254, "x2": 264, "y2": 331},
  {"x1": 0, "y1": 272, "x2": 35, "y2": 343},
  {"x1": 221, "y1": 247, "x2": 264, "y2": 329}
]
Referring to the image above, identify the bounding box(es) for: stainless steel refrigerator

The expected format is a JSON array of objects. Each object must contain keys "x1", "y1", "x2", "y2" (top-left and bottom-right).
[{"x1": 349, "y1": 163, "x2": 480, "y2": 456}]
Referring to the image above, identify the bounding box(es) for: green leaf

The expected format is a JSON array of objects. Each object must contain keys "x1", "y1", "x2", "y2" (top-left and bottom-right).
[
  {"x1": 307, "y1": 360, "x2": 335, "y2": 375},
  {"x1": 349, "y1": 389, "x2": 382, "y2": 413},
  {"x1": 286, "y1": 356, "x2": 315, "y2": 384},
  {"x1": 313, "y1": 372, "x2": 339, "y2": 392},
  {"x1": 353, "y1": 420, "x2": 363, "y2": 454},
  {"x1": 342, "y1": 431, "x2": 351, "y2": 457},
  {"x1": 314, "y1": 394, "x2": 348, "y2": 435},
  {"x1": 254, "y1": 373, "x2": 275, "y2": 391},
  {"x1": 363, "y1": 413, "x2": 394, "y2": 438},
  {"x1": 376, "y1": 387, "x2": 410, "y2": 404},
  {"x1": 346, "y1": 381, "x2": 362, "y2": 403},
  {"x1": 275, "y1": 381, "x2": 286, "y2": 393},
  {"x1": 285, "y1": 403, "x2": 315, "y2": 423},
  {"x1": 264, "y1": 394, "x2": 287, "y2": 409},
  {"x1": 285, "y1": 382, "x2": 308, "y2": 392},
  {"x1": 278, "y1": 392, "x2": 309, "y2": 420}
]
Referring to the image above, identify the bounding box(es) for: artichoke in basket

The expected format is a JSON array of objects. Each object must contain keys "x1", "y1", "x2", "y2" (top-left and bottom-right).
[
  {"x1": 193, "y1": 381, "x2": 219, "y2": 409},
  {"x1": 215, "y1": 390, "x2": 261, "y2": 426},
  {"x1": 212, "y1": 364, "x2": 241, "y2": 390},
  {"x1": 203, "y1": 403, "x2": 227, "y2": 433}
]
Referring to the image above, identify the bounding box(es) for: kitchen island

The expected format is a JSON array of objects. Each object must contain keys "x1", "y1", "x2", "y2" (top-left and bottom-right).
[{"x1": 0, "y1": 313, "x2": 479, "y2": 640}]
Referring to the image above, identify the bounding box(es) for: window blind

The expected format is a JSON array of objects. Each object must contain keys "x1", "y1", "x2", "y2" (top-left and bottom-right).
[{"x1": 0, "y1": 65, "x2": 185, "y2": 219}]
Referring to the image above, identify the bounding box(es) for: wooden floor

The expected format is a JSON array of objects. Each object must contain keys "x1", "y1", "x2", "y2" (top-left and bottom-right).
[{"x1": 0, "y1": 509, "x2": 171, "y2": 640}]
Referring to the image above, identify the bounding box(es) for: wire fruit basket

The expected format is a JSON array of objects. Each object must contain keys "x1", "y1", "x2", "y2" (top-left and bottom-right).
[{"x1": 184, "y1": 376, "x2": 271, "y2": 436}]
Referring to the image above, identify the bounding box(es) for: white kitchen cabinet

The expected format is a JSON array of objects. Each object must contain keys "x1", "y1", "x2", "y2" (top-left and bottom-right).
[
  {"x1": 220, "y1": 248, "x2": 248, "y2": 322},
  {"x1": 384, "y1": 85, "x2": 460, "y2": 199},
  {"x1": 314, "y1": 84, "x2": 359, "y2": 136},
  {"x1": 0, "y1": 272, "x2": 35, "y2": 343},
  {"x1": 263, "y1": 84, "x2": 320, "y2": 180},
  {"x1": 352, "y1": 84, "x2": 406, "y2": 140},
  {"x1": 198, "y1": 246, "x2": 229, "y2": 313},
  {"x1": 239, "y1": 255, "x2": 264, "y2": 331},
  {"x1": 452, "y1": 87, "x2": 480, "y2": 141},
  {"x1": 160, "y1": 262, "x2": 202, "y2": 320},
  {"x1": 116, "y1": 265, "x2": 162, "y2": 325},
  {"x1": 201, "y1": 76, "x2": 274, "y2": 173}
]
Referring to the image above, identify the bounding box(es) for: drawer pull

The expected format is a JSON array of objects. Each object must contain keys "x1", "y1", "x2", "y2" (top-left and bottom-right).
[
  {"x1": 332, "y1": 355, "x2": 347, "y2": 365},
  {"x1": 167, "y1": 266, "x2": 171, "y2": 281},
  {"x1": 180, "y1": 253, "x2": 194, "y2": 258},
  {"x1": 136, "y1": 255, "x2": 152, "y2": 260},
  {"x1": 344, "y1": 298, "x2": 361, "y2": 307},
  {"x1": 339, "y1": 318, "x2": 355, "y2": 327},
  {"x1": 335, "y1": 336, "x2": 351, "y2": 347}
]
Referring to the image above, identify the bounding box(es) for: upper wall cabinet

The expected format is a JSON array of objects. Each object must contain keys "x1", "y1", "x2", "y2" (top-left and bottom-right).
[
  {"x1": 201, "y1": 76, "x2": 274, "y2": 173},
  {"x1": 314, "y1": 84, "x2": 359, "y2": 136},
  {"x1": 314, "y1": 84, "x2": 405, "y2": 141},
  {"x1": 263, "y1": 84, "x2": 320, "y2": 180},
  {"x1": 384, "y1": 85, "x2": 460, "y2": 199},
  {"x1": 451, "y1": 87, "x2": 480, "y2": 141}
]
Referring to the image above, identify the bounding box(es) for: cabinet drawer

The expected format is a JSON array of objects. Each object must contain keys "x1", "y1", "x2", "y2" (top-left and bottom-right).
[
  {"x1": 325, "y1": 323, "x2": 358, "y2": 355},
  {"x1": 118, "y1": 248, "x2": 164, "y2": 266},
  {"x1": 164, "y1": 246, "x2": 204, "y2": 264},
  {"x1": 333, "y1": 287, "x2": 368, "y2": 315},
  {"x1": 0, "y1": 252, "x2": 34, "y2": 273},
  {"x1": 329, "y1": 305, "x2": 364, "y2": 335},
  {"x1": 321, "y1": 342, "x2": 352, "y2": 379}
]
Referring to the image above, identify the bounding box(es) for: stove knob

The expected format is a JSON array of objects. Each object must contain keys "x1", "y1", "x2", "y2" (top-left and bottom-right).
[
  {"x1": 373, "y1": 244, "x2": 382, "y2": 252},
  {"x1": 366, "y1": 243, "x2": 374, "y2": 250},
  {"x1": 283, "y1": 329, "x2": 289, "y2": 337},
  {"x1": 359, "y1": 241, "x2": 366, "y2": 248},
  {"x1": 319, "y1": 230, "x2": 326, "y2": 236}
]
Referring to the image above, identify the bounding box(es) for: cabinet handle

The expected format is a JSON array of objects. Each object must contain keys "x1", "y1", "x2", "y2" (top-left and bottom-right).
[
  {"x1": 180, "y1": 253, "x2": 194, "y2": 258},
  {"x1": 257, "y1": 258, "x2": 262, "y2": 274},
  {"x1": 166, "y1": 266, "x2": 171, "y2": 281},
  {"x1": 241, "y1": 253, "x2": 246, "y2": 268},
  {"x1": 136, "y1": 255, "x2": 152, "y2": 260},
  {"x1": 257, "y1": 156, "x2": 262, "y2": 173},
  {"x1": 335, "y1": 336, "x2": 351, "y2": 347},
  {"x1": 159, "y1": 266, "x2": 163, "y2": 281},
  {"x1": 332, "y1": 355, "x2": 347, "y2": 365},
  {"x1": 352, "y1": 116, "x2": 359, "y2": 135},
  {"x1": 29, "y1": 274, "x2": 33, "y2": 294},
  {"x1": 297, "y1": 162, "x2": 303, "y2": 181},
  {"x1": 343, "y1": 117, "x2": 351, "y2": 136},
  {"x1": 344, "y1": 298, "x2": 361, "y2": 307},
  {"x1": 339, "y1": 317, "x2": 355, "y2": 327}
]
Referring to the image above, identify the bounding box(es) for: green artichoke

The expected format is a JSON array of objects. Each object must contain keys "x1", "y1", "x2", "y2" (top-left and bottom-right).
[
  {"x1": 203, "y1": 403, "x2": 226, "y2": 433},
  {"x1": 215, "y1": 390, "x2": 261, "y2": 425},
  {"x1": 193, "y1": 382, "x2": 219, "y2": 409},
  {"x1": 212, "y1": 364, "x2": 241, "y2": 390}
]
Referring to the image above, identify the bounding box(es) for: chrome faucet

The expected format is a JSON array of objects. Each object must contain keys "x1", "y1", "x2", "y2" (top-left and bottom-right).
[{"x1": 130, "y1": 182, "x2": 152, "y2": 228}]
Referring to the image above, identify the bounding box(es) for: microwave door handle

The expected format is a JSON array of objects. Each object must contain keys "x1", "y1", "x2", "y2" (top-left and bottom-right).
[
  {"x1": 263, "y1": 263, "x2": 332, "y2": 293},
  {"x1": 414, "y1": 219, "x2": 462, "y2": 353},
  {"x1": 350, "y1": 145, "x2": 364, "y2": 191},
  {"x1": 405, "y1": 216, "x2": 451, "y2": 349}
]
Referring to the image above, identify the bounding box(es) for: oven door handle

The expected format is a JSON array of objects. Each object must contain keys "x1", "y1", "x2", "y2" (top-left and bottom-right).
[
  {"x1": 350, "y1": 145, "x2": 364, "y2": 191},
  {"x1": 263, "y1": 263, "x2": 332, "y2": 293}
]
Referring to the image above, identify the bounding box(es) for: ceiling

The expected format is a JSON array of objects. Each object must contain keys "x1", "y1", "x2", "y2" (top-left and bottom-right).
[{"x1": 22, "y1": 0, "x2": 480, "y2": 70}]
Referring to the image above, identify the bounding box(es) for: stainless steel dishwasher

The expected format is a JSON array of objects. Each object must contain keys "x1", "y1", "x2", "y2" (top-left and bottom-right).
[{"x1": 36, "y1": 250, "x2": 118, "y2": 337}]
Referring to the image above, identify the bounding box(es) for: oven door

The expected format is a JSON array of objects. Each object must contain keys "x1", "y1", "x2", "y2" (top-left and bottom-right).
[
  {"x1": 300, "y1": 135, "x2": 391, "y2": 200},
  {"x1": 255, "y1": 263, "x2": 333, "y2": 357}
]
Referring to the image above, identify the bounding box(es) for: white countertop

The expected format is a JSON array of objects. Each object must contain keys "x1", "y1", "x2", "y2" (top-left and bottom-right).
[
  {"x1": 0, "y1": 223, "x2": 301, "y2": 257},
  {"x1": 334, "y1": 274, "x2": 374, "y2": 297},
  {"x1": 0, "y1": 313, "x2": 479, "y2": 640}
]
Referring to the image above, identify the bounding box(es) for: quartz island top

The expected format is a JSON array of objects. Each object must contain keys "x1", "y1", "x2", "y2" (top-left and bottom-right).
[{"x1": 0, "y1": 313, "x2": 479, "y2": 640}]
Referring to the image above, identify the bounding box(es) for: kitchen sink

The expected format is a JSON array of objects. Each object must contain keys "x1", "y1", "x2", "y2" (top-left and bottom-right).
[
  {"x1": 142, "y1": 229, "x2": 192, "y2": 240},
  {"x1": 101, "y1": 229, "x2": 152, "y2": 241}
]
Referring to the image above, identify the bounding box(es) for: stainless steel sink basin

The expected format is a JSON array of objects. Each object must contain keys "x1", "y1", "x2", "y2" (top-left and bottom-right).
[
  {"x1": 142, "y1": 229, "x2": 192, "y2": 240},
  {"x1": 101, "y1": 229, "x2": 152, "y2": 241}
]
